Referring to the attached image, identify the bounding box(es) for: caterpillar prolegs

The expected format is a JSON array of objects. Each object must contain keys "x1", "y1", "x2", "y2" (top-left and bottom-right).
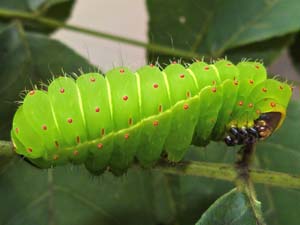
[{"x1": 11, "y1": 60, "x2": 292, "y2": 175}]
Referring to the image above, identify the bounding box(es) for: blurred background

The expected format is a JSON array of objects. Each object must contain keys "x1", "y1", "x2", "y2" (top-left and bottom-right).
[
  {"x1": 1, "y1": 1, "x2": 300, "y2": 225},
  {"x1": 54, "y1": 0, "x2": 148, "y2": 71}
]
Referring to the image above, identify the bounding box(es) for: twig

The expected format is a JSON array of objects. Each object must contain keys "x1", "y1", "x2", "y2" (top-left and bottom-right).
[
  {"x1": 0, "y1": 8, "x2": 203, "y2": 59},
  {"x1": 154, "y1": 159, "x2": 300, "y2": 190}
]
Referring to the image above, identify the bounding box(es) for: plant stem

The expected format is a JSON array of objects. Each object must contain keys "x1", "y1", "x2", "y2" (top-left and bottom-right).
[
  {"x1": 1, "y1": 140, "x2": 300, "y2": 189},
  {"x1": 235, "y1": 143, "x2": 266, "y2": 225},
  {"x1": 0, "y1": 8, "x2": 202, "y2": 59},
  {"x1": 155, "y1": 160, "x2": 300, "y2": 190}
]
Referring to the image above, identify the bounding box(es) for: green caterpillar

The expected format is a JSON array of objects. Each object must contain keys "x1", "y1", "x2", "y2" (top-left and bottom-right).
[{"x1": 11, "y1": 59, "x2": 292, "y2": 175}]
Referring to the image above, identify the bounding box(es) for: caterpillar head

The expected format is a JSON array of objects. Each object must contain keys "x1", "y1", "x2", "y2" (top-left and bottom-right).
[
  {"x1": 225, "y1": 80, "x2": 292, "y2": 146},
  {"x1": 254, "y1": 112, "x2": 282, "y2": 140}
]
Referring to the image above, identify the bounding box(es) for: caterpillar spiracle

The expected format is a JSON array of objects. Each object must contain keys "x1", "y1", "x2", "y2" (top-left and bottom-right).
[{"x1": 11, "y1": 59, "x2": 292, "y2": 175}]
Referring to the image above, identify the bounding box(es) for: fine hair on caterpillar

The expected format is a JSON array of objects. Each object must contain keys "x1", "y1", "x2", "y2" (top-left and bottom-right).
[{"x1": 11, "y1": 59, "x2": 292, "y2": 175}]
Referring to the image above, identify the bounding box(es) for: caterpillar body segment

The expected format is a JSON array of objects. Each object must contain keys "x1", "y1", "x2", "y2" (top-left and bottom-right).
[
  {"x1": 76, "y1": 73, "x2": 114, "y2": 171},
  {"x1": 11, "y1": 60, "x2": 292, "y2": 175},
  {"x1": 134, "y1": 66, "x2": 172, "y2": 167}
]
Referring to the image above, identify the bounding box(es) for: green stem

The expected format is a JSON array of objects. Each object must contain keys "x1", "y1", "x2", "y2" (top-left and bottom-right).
[
  {"x1": 0, "y1": 8, "x2": 202, "y2": 59},
  {"x1": 1, "y1": 140, "x2": 300, "y2": 189},
  {"x1": 155, "y1": 160, "x2": 300, "y2": 190}
]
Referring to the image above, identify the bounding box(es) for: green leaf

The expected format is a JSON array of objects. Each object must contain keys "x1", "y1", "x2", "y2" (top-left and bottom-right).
[
  {"x1": 0, "y1": 162, "x2": 154, "y2": 225},
  {"x1": 0, "y1": 23, "x2": 32, "y2": 140},
  {"x1": 0, "y1": 152, "x2": 234, "y2": 225},
  {"x1": 289, "y1": 32, "x2": 300, "y2": 74},
  {"x1": 146, "y1": 0, "x2": 300, "y2": 63},
  {"x1": 0, "y1": 22, "x2": 93, "y2": 140},
  {"x1": 0, "y1": 0, "x2": 75, "y2": 33},
  {"x1": 0, "y1": 141, "x2": 14, "y2": 168},
  {"x1": 225, "y1": 34, "x2": 295, "y2": 65},
  {"x1": 195, "y1": 189, "x2": 264, "y2": 225}
]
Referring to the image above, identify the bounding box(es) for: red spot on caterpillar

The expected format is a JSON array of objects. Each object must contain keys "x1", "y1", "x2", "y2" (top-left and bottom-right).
[
  {"x1": 120, "y1": 68, "x2": 125, "y2": 73},
  {"x1": 15, "y1": 128, "x2": 19, "y2": 134},
  {"x1": 227, "y1": 63, "x2": 232, "y2": 66},
  {"x1": 27, "y1": 148, "x2": 32, "y2": 153},
  {"x1": 90, "y1": 77, "x2": 96, "y2": 82},
  {"x1": 76, "y1": 136, "x2": 80, "y2": 144},
  {"x1": 95, "y1": 107, "x2": 100, "y2": 112},
  {"x1": 153, "y1": 120, "x2": 159, "y2": 126},
  {"x1": 53, "y1": 155, "x2": 58, "y2": 160},
  {"x1": 179, "y1": 74, "x2": 185, "y2": 78},
  {"x1": 204, "y1": 66, "x2": 210, "y2": 71},
  {"x1": 153, "y1": 83, "x2": 159, "y2": 88},
  {"x1": 256, "y1": 109, "x2": 261, "y2": 115},
  {"x1": 249, "y1": 80, "x2": 254, "y2": 84},
  {"x1": 42, "y1": 125, "x2": 47, "y2": 130},
  {"x1": 128, "y1": 118, "x2": 133, "y2": 125},
  {"x1": 67, "y1": 118, "x2": 73, "y2": 123},
  {"x1": 183, "y1": 104, "x2": 189, "y2": 110},
  {"x1": 238, "y1": 101, "x2": 243, "y2": 106},
  {"x1": 255, "y1": 65, "x2": 260, "y2": 69},
  {"x1": 270, "y1": 102, "x2": 276, "y2": 107},
  {"x1": 262, "y1": 87, "x2": 267, "y2": 92},
  {"x1": 158, "y1": 104, "x2": 162, "y2": 112},
  {"x1": 149, "y1": 63, "x2": 154, "y2": 67},
  {"x1": 101, "y1": 128, "x2": 105, "y2": 136},
  {"x1": 212, "y1": 80, "x2": 216, "y2": 85},
  {"x1": 73, "y1": 150, "x2": 79, "y2": 156},
  {"x1": 279, "y1": 85, "x2": 284, "y2": 90},
  {"x1": 186, "y1": 91, "x2": 191, "y2": 98},
  {"x1": 172, "y1": 61, "x2": 177, "y2": 64},
  {"x1": 29, "y1": 90, "x2": 35, "y2": 95},
  {"x1": 211, "y1": 87, "x2": 217, "y2": 93},
  {"x1": 123, "y1": 96, "x2": 128, "y2": 101},
  {"x1": 60, "y1": 88, "x2": 65, "y2": 93},
  {"x1": 248, "y1": 103, "x2": 253, "y2": 108},
  {"x1": 233, "y1": 80, "x2": 238, "y2": 86},
  {"x1": 124, "y1": 133, "x2": 130, "y2": 139},
  {"x1": 55, "y1": 141, "x2": 59, "y2": 148},
  {"x1": 97, "y1": 143, "x2": 103, "y2": 149}
]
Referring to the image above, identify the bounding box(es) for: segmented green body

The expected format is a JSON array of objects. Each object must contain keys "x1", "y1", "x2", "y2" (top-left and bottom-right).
[{"x1": 11, "y1": 60, "x2": 292, "y2": 174}]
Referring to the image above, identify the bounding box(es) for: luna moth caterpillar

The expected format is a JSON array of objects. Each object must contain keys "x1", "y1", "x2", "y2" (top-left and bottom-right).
[{"x1": 11, "y1": 59, "x2": 292, "y2": 175}]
